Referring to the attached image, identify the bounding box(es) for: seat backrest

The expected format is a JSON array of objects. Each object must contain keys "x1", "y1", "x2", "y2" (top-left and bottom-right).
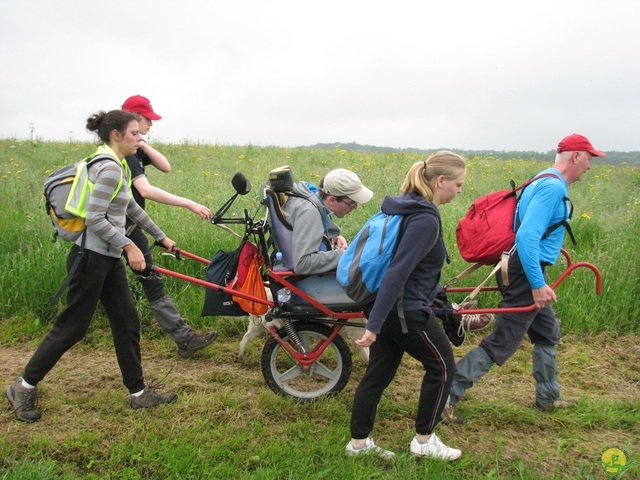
[{"x1": 263, "y1": 187, "x2": 295, "y2": 270}]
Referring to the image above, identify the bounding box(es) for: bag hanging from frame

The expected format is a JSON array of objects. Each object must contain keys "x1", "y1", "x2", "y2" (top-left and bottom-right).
[
  {"x1": 231, "y1": 247, "x2": 268, "y2": 316},
  {"x1": 200, "y1": 246, "x2": 246, "y2": 317}
]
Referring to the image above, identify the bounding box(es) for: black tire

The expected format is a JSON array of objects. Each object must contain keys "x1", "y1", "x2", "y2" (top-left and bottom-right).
[{"x1": 261, "y1": 321, "x2": 353, "y2": 402}]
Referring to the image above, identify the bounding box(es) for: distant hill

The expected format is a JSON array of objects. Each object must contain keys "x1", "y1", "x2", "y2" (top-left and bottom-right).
[{"x1": 304, "y1": 142, "x2": 640, "y2": 166}]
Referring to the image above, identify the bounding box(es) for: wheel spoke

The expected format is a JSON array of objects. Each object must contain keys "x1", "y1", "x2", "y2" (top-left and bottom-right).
[
  {"x1": 275, "y1": 364, "x2": 304, "y2": 383},
  {"x1": 310, "y1": 361, "x2": 340, "y2": 380},
  {"x1": 298, "y1": 331, "x2": 312, "y2": 352}
]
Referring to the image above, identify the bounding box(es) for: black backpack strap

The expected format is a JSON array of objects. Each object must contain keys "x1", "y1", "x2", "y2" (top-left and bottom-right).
[
  {"x1": 283, "y1": 190, "x2": 334, "y2": 250},
  {"x1": 86, "y1": 153, "x2": 117, "y2": 167},
  {"x1": 50, "y1": 232, "x2": 87, "y2": 306},
  {"x1": 436, "y1": 214, "x2": 450, "y2": 265},
  {"x1": 542, "y1": 196, "x2": 576, "y2": 245},
  {"x1": 396, "y1": 291, "x2": 408, "y2": 334},
  {"x1": 515, "y1": 176, "x2": 577, "y2": 246}
]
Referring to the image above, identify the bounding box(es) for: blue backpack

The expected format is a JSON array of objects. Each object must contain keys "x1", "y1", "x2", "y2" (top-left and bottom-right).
[{"x1": 336, "y1": 212, "x2": 403, "y2": 305}]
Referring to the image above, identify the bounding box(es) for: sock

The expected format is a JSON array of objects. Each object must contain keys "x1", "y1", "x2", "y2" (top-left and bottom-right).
[
  {"x1": 416, "y1": 434, "x2": 433, "y2": 444},
  {"x1": 131, "y1": 389, "x2": 145, "y2": 397},
  {"x1": 20, "y1": 377, "x2": 35, "y2": 389},
  {"x1": 350, "y1": 439, "x2": 368, "y2": 450}
]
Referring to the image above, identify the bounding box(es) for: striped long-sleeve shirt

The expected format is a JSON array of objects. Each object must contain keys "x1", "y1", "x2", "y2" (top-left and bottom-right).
[{"x1": 79, "y1": 145, "x2": 165, "y2": 258}]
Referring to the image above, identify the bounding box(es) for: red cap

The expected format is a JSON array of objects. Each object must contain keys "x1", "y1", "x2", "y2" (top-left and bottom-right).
[
  {"x1": 557, "y1": 133, "x2": 605, "y2": 157},
  {"x1": 121, "y1": 95, "x2": 162, "y2": 120}
]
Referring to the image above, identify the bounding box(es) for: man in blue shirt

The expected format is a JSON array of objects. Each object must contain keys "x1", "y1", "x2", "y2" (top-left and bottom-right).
[{"x1": 443, "y1": 134, "x2": 605, "y2": 423}]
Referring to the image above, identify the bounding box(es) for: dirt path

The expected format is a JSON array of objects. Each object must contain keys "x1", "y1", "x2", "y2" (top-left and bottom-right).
[
  {"x1": 3, "y1": 331, "x2": 638, "y2": 414},
  {"x1": 2, "y1": 332, "x2": 639, "y2": 477}
]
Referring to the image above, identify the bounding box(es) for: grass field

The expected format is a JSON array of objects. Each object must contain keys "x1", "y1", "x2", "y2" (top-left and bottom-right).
[{"x1": 0, "y1": 139, "x2": 638, "y2": 479}]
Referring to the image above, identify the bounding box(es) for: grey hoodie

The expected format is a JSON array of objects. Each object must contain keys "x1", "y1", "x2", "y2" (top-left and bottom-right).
[
  {"x1": 366, "y1": 192, "x2": 447, "y2": 334},
  {"x1": 282, "y1": 181, "x2": 342, "y2": 274}
]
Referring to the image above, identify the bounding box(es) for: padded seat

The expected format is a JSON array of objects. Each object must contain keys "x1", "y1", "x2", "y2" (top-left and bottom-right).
[{"x1": 285, "y1": 275, "x2": 361, "y2": 313}]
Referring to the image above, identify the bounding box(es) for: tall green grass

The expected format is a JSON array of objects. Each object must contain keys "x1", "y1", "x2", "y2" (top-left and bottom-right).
[{"x1": 1, "y1": 140, "x2": 638, "y2": 334}]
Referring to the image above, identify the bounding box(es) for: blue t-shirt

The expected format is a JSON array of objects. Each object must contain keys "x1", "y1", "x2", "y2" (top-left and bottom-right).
[{"x1": 515, "y1": 168, "x2": 570, "y2": 289}]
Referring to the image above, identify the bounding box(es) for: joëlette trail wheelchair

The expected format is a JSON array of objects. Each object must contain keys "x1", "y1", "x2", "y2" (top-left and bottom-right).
[{"x1": 153, "y1": 170, "x2": 603, "y2": 402}]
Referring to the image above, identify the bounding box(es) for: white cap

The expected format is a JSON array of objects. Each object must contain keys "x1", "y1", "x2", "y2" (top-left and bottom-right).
[{"x1": 321, "y1": 169, "x2": 373, "y2": 204}]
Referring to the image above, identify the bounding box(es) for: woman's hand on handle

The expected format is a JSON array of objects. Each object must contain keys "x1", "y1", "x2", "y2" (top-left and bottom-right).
[
  {"x1": 123, "y1": 242, "x2": 146, "y2": 271},
  {"x1": 187, "y1": 201, "x2": 213, "y2": 220}
]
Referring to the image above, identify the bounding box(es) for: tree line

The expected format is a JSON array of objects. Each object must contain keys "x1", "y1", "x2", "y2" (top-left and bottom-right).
[{"x1": 307, "y1": 142, "x2": 640, "y2": 166}]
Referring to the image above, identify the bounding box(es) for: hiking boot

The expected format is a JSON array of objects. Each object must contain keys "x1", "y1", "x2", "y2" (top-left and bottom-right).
[
  {"x1": 535, "y1": 398, "x2": 578, "y2": 412},
  {"x1": 410, "y1": 434, "x2": 462, "y2": 461},
  {"x1": 178, "y1": 331, "x2": 218, "y2": 357},
  {"x1": 441, "y1": 400, "x2": 464, "y2": 425},
  {"x1": 6, "y1": 378, "x2": 41, "y2": 423},
  {"x1": 345, "y1": 437, "x2": 395, "y2": 460},
  {"x1": 454, "y1": 301, "x2": 494, "y2": 332},
  {"x1": 130, "y1": 386, "x2": 178, "y2": 409},
  {"x1": 460, "y1": 312, "x2": 494, "y2": 331}
]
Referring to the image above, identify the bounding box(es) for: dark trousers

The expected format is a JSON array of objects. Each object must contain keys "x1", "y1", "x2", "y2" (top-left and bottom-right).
[
  {"x1": 125, "y1": 224, "x2": 192, "y2": 344},
  {"x1": 480, "y1": 251, "x2": 560, "y2": 365},
  {"x1": 24, "y1": 245, "x2": 145, "y2": 394},
  {"x1": 350, "y1": 309, "x2": 455, "y2": 438},
  {"x1": 126, "y1": 224, "x2": 160, "y2": 295},
  {"x1": 450, "y1": 251, "x2": 562, "y2": 405}
]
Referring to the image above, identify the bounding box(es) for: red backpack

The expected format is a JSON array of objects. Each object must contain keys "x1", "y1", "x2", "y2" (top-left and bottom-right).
[{"x1": 456, "y1": 173, "x2": 574, "y2": 265}]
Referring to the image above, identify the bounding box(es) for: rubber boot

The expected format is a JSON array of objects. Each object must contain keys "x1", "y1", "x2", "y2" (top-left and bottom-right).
[{"x1": 532, "y1": 343, "x2": 560, "y2": 406}]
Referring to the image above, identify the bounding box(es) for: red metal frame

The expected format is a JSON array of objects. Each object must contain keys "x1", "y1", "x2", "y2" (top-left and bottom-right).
[
  {"x1": 445, "y1": 248, "x2": 603, "y2": 315},
  {"x1": 157, "y1": 257, "x2": 603, "y2": 317},
  {"x1": 154, "y1": 261, "x2": 362, "y2": 368},
  {"x1": 267, "y1": 322, "x2": 343, "y2": 370},
  {"x1": 155, "y1": 246, "x2": 602, "y2": 368}
]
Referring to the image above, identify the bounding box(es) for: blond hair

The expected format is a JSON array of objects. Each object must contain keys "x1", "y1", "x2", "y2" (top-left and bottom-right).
[{"x1": 401, "y1": 150, "x2": 466, "y2": 200}]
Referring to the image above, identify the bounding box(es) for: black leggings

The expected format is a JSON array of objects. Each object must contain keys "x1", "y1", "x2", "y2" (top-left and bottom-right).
[
  {"x1": 24, "y1": 245, "x2": 145, "y2": 393},
  {"x1": 350, "y1": 309, "x2": 455, "y2": 438}
]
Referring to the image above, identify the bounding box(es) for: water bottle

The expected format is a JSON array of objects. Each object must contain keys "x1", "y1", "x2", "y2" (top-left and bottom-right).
[
  {"x1": 273, "y1": 252, "x2": 291, "y2": 304},
  {"x1": 273, "y1": 251, "x2": 287, "y2": 271},
  {"x1": 277, "y1": 287, "x2": 292, "y2": 304}
]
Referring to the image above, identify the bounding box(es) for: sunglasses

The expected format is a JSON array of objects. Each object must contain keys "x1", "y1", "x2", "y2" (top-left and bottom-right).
[{"x1": 340, "y1": 198, "x2": 357, "y2": 209}]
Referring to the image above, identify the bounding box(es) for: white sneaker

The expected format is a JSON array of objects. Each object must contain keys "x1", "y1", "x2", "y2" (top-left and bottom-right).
[
  {"x1": 345, "y1": 437, "x2": 395, "y2": 460},
  {"x1": 410, "y1": 434, "x2": 462, "y2": 461}
]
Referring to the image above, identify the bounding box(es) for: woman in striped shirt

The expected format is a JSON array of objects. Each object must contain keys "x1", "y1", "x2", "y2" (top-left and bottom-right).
[{"x1": 7, "y1": 110, "x2": 179, "y2": 423}]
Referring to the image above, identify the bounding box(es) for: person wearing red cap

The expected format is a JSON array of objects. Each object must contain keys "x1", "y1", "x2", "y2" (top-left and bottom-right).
[
  {"x1": 443, "y1": 134, "x2": 605, "y2": 424},
  {"x1": 121, "y1": 95, "x2": 217, "y2": 357}
]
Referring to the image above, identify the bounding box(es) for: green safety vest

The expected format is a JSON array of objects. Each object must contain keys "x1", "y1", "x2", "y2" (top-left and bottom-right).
[{"x1": 65, "y1": 153, "x2": 131, "y2": 218}]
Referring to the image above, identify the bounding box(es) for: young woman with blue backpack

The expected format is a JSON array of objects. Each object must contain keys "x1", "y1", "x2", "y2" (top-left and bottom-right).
[{"x1": 346, "y1": 151, "x2": 466, "y2": 461}]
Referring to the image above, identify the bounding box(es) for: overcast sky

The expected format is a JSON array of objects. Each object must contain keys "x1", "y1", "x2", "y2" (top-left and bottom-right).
[{"x1": 1, "y1": 1, "x2": 638, "y2": 152}]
